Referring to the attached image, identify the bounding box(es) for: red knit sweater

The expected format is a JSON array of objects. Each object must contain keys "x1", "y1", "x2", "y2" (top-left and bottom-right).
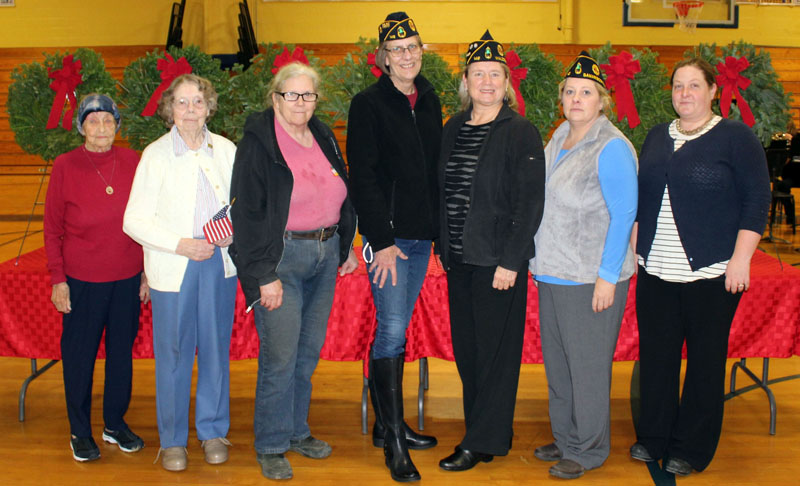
[{"x1": 44, "y1": 145, "x2": 143, "y2": 285}]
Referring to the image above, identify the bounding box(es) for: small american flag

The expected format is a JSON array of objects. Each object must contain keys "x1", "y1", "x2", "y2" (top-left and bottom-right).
[{"x1": 203, "y1": 204, "x2": 233, "y2": 244}]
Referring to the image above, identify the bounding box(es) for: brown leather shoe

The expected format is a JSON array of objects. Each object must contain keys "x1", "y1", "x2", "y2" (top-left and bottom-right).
[
  {"x1": 534, "y1": 442, "x2": 562, "y2": 462},
  {"x1": 160, "y1": 446, "x2": 187, "y2": 472},
  {"x1": 201, "y1": 437, "x2": 231, "y2": 464},
  {"x1": 549, "y1": 458, "x2": 585, "y2": 479}
]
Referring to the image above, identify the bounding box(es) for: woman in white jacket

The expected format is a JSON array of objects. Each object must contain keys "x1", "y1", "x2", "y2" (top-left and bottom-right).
[{"x1": 124, "y1": 74, "x2": 237, "y2": 472}]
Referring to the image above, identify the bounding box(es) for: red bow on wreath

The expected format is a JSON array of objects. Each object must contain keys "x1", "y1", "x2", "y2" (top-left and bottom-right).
[
  {"x1": 506, "y1": 51, "x2": 528, "y2": 117},
  {"x1": 46, "y1": 55, "x2": 83, "y2": 131},
  {"x1": 272, "y1": 47, "x2": 310, "y2": 74},
  {"x1": 600, "y1": 51, "x2": 641, "y2": 129},
  {"x1": 366, "y1": 51, "x2": 383, "y2": 79},
  {"x1": 141, "y1": 53, "x2": 193, "y2": 117},
  {"x1": 715, "y1": 56, "x2": 755, "y2": 127}
]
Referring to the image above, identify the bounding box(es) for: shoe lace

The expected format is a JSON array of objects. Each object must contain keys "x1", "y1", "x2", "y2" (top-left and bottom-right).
[{"x1": 201, "y1": 437, "x2": 233, "y2": 448}]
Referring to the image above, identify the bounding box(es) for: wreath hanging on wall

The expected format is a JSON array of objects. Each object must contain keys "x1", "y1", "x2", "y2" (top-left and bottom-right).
[
  {"x1": 321, "y1": 38, "x2": 461, "y2": 132},
  {"x1": 118, "y1": 45, "x2": 231, "y2": 151},
  {"x1": 222, "y1": 43, "x2": 328, "y2": 143},
  {"x1": 512, "y1": 44, "x2": 564, "y2": 138},
  {"x1": 7, "y1": 48, "x2": 117, "y2": 162},
  {"x1": 688, "y1": 41, "x2": 792, "y2": 147},
  {"x1": 590, "y1": 43, "x2": 674, "y2": 152}
]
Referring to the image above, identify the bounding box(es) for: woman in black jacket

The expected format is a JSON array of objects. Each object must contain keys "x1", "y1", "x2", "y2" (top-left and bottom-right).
[
  {"x1": 229, "y1": 62, "x2": 357, "y2": 481},
  {"x1": 346, "y1": 11, "x2": 441, "y2": 483},
  {"x1": 437, "y1": 30, "x2": 545, "y2": 472}
]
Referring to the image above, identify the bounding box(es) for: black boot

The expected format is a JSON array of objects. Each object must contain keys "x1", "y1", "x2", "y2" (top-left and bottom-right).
[
  {"x1": 372, "y1": 356, "x2": 421, "y2": 482},
  {"x1": 370, "y1": 357, "x2": 437, "y2": 450}
]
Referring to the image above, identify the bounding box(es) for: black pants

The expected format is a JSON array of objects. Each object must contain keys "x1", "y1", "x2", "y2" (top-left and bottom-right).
[
  {"x1": 635, "y1": 268, "x2": 741, "y2": 471},
  {"x1": 446, "y1": 260, "x2": 527, "y2": 456},
  {"x1": 61, "y1": 274, "x2": 141, "y2": 438}
]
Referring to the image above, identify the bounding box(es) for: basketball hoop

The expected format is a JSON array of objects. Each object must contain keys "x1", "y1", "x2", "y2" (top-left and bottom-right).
[{"x1": 673, "y1": 1, "x2": 704, "y2": 33}]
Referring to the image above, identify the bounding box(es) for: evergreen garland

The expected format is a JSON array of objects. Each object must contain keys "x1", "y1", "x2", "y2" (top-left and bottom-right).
[
  {"x1": 590, "y1": 43, "x2": 673, "y2": 152},
  {"x1": 512, "y1": 44, "x2": 564, "y2": 138},
  {"x1": 118, "y1": 45, "x2": 231, "y2": 151},
  {"x1": 7, "y1": 48, "x2": 117, "y2": 161},
  {"x1": 221, "y1": 43, "x2": 328, "y2": 143},
  {"x1": 687, "y1": 41, "x2": 791, "y2": 147}
]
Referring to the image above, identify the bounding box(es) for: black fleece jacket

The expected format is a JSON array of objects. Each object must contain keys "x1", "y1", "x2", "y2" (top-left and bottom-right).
[
  {"x1": 346, "y1": 74, "x2": 442, "y2": 252},
  {"x1": 228, "y1": 108, "x2": 357, "y2": 305},
  {"x1": 437, "y1": 104, "x2": 546, "y2": 271}
]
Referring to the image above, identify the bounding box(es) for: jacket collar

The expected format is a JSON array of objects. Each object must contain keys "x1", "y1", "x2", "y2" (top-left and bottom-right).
[
  {"x1": 550, "y1": 114, "x2": 612, "y2": 153},
  {"x1": 377, "y1": 72, "x2": 435, "y2": 100},
  {"x1": 450, "y1": 102, "x2": 515, "y2": 127},
  {"x1": 242, "y1": 108, "x2": 340, "y2": 167}
]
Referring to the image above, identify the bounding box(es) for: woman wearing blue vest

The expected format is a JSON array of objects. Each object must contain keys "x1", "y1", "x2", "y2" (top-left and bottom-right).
[{"x1": 531, "y1": 52, "x2": 638, "y2": 480}]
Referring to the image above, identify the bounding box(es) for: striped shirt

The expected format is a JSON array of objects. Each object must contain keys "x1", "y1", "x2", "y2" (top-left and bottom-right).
[
  {"x1": 638, "y1": 115, "x2": 727, "y2": 282},
  {"x1": 169, "y1": 125, "x2": 221, "y2": 239},
  {"x1": 445, "y1": 122, "x2": 490, "y2": 257}
]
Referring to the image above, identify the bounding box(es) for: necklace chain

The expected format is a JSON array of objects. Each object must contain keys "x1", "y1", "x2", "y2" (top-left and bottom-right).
[
  {"x1": 82, "y1": 146, "x2": 116, "y2": 195},
  {"x1": 676, "y1": 115, "x2": 713, "y2": 137}
]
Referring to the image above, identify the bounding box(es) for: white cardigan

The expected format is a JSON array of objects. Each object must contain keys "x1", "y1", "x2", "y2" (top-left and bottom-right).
[{"x1": 123, "y1": 131, "x2": 237, "y2": 292}]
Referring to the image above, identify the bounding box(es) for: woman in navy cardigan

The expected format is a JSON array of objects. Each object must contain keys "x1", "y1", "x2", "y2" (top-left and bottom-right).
[{"x1": 630, "y1": 57, "x2": 770, "y2": 477}]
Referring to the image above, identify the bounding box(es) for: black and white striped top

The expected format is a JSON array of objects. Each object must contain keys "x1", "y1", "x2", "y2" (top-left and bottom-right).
[
  {"x1": 445, "y1": 122, "x2": 491, "y2": 258},
  {"x1": 638, "y1": 115, "x2": 727, "y2": 282}
]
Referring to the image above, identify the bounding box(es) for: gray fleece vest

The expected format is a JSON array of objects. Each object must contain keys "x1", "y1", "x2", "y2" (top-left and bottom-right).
[{"x1": 531, "y1": 115, "x2": 637, "y2": 283}]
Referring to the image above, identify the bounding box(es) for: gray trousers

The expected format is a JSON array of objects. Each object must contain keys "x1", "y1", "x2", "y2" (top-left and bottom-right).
[{"x1": 537, "y1": 279, "x2": 629, "y2": 469}]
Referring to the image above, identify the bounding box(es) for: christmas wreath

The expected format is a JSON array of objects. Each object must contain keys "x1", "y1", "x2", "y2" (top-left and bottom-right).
[
  {"x1": 7, "y1": 48, "x2": 117, "y2": 161},
  {"x1": 590, "y1": 43, "x2": 673, "y2": 152},
  {"x1": 118, "y1": 45, "x2": 231, "y2": 151},
  {"x1": 511, "y1": 44, "x2": 564, "y2": 138},
  {"x1": 688, "y1": 41, "x2": 792, "y2": 147},
  {"x1": 222, "y1": 43, "x2": 328, "y2": 143},
  {"x1": 320, "y1": 38, "x2": 460, "y2": 132}
]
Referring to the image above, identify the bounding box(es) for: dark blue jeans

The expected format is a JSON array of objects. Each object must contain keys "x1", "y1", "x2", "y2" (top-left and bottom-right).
[
  {"x1": 364, "y1": 237, "x2": 432, "y2": 359},
  {"x1": 253, "y1": 234, "x2": 339, "y2": 454}
]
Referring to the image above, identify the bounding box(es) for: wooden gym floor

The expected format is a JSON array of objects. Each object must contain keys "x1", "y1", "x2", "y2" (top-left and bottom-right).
[{"x1": 1, "y1": 172, "x2": 799, "y2": 485}]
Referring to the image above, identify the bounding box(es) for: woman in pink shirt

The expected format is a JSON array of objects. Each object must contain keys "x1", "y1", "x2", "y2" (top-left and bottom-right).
[{"x1": 229, "y1": 62, "x2": 358, "y2": 481}]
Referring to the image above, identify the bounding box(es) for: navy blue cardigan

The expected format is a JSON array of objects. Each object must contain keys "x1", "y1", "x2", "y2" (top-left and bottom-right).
[{"x1": 636, "y1": 119, "x2": 770, "y2": 271}]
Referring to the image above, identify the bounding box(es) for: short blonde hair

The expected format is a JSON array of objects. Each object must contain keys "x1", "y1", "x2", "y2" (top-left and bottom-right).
[
  {"x1": 375, "y1": 35, "x2": 422, "y2": 76},
  {"x1": 458, "y1": 63, "x2": 518, "y2": 112},
  {"x1": 558, "y1": 78, "x2": 612, "y2": 117},
  {"x1": 267, "y1": 62, "x2": 322, "y2": 107},
  {"x1": 157, "y1": 74, "x2": 218, "y2": 126}
]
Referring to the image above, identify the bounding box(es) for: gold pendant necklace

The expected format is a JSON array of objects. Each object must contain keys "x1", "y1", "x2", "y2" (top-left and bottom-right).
[{"x1": 82, "y1": 146, "x2": 116, "y2": 195}]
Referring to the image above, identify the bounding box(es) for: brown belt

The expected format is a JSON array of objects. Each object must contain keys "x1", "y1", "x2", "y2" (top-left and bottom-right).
[{"x1": 284, "y1": 225, "x2": 338, "y2": 241}]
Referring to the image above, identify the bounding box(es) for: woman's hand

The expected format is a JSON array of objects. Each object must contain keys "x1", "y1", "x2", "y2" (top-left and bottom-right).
[
  {"x1": 725, "y1": 257, "x2": 751, "y2": 294},
  {"x1": 592, "y1": 277, "x2": 616, "y2": 313},
  {"x1": 51, "y1": 282, "x2": 71, "y2": 313},
  {"x1": 339, "y1": 249, "x2": 359, "y2": 276},
  {"x1": 176, "y1": 238, "x2": 215, "y2": 261},
  {"x1": 492, "y1": 266, "x2": 518, "y2": 291},
  {"x1": 259, "y1": 280, "x2": 283, "y2": 311},
  {"x1": 214, "y1": 235, "x2": 233, "y2": 248},
  {"x1": 139, "y1": 273, "x2": 150, "y2": 305},
  {"x1": 369, "y1": 245, "x2": 408, "y2": 288}
]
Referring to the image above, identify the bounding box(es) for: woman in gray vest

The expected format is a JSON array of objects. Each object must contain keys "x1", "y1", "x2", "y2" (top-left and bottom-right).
[
  {"x1": 530, "y1": 52, "x2": 638, "y2": 480},
  {"x1": 437, "y1": 30, "x2": 545, "y2": 473}
]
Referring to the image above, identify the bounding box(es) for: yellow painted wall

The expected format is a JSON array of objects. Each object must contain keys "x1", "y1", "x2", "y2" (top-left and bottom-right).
[{"x1": 0, "y1": 1, "x2": 798, "y2": 51}]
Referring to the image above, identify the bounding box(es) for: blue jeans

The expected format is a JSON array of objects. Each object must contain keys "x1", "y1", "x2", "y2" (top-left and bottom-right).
[
  {"x1": 253, "y1": 234, "x2": 340, "y2": 454},
  {"x1": 364, "y1": 237, "x2": 432, "y2": 359},
  {"x1": 150, "y1": 247, "x2": 237, "y2": 448}
]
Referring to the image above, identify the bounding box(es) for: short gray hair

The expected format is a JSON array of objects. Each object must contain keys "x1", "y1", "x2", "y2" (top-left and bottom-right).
[
  {"x1": 375, "y1": 35, "x2": 422, "y2": 76},
  {"x1": 157, "y1": 74, "x2": 218, "y2": 126},
  {"x1": 267, "y1": 62, "x2": 322, "y2": 107}
]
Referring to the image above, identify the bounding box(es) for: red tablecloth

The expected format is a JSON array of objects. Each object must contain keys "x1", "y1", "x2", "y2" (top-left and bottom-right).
[{"x1": 1, "y1": 248, "x2": 799, "y2": 363}]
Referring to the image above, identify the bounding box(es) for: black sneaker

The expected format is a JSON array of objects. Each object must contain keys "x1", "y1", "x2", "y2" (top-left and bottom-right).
[
  {"x1": 102, "y1": 427, "x2": 144, "y2": 453},
  {"x1": 70, "y1": 436, "x2": 100, "y2": 462}
]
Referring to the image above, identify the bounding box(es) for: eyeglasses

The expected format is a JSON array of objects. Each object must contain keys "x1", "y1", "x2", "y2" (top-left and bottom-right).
[
  {"x1": 276, "y1": 91, "x2": 319, "y2": 102},
  {"x1": 173, "y1": 97, "x2": 206, "y2": 111},
  {"x1": 384, "y1": 44, "x2": 421, "y2": 58}
]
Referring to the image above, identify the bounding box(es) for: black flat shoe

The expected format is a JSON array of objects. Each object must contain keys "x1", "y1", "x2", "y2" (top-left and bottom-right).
[
  {"x1": 439, "y1": 446, "x2": 493, "y2": 471},
  {"x1": 664, "y1": 457, "x2": 693, "y2": 476},
  {"x1": 629, "y1": 442, "x2": 654, "y2": 462}
]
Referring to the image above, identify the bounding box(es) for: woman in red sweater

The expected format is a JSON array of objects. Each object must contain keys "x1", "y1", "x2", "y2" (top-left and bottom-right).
[{"x1": 44, "y1": 94, "x2": 149, "y2": 463}]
